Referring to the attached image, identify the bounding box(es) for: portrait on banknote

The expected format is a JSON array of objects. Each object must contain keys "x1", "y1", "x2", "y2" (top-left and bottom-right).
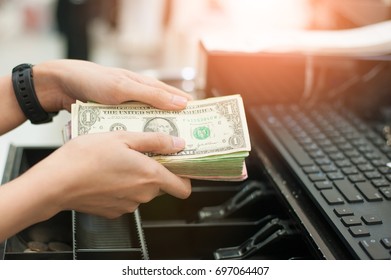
[{"x1": 143, "y1": 117, "x2": 178, "y2": 136}]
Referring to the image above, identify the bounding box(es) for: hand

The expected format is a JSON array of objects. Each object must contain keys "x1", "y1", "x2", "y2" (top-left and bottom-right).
[
  {"x1": 23, "y1": 131, "x2": 191, "y2": 219},
  {"x1": 33, "y1": 59, "x2": 193, "y2": 113}
]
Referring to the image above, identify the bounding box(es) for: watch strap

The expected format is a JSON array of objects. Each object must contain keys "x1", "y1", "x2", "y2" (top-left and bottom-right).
[{"x1": 12, "y1": 63, "x2": 57, "y2": 124}]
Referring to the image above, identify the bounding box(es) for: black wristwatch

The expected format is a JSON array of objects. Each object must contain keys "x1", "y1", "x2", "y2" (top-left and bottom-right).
[{"x1": 12, "y1": 63, "x2": 58, "y2": 124}]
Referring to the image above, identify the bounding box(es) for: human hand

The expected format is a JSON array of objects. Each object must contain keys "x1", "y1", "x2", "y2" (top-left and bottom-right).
[
  {"x1": 24, "y1": 131, "x2": 191, "y2": 219},
  {"x1": 33, "y1": 59, "x2": 192, "y2": 113}
]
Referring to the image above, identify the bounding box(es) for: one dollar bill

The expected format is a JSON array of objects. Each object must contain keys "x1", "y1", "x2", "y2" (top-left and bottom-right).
[{"x1": 71, "y1": 94, "x2": 251, "y2": 181}]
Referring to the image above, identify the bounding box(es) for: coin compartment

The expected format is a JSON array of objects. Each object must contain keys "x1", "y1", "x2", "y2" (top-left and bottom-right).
[{"x1": 4, "y1": 211, "x2": 74, "y2": 260}]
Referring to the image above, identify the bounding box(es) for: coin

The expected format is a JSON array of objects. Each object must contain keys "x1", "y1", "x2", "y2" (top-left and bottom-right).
[
  {"x1": 48, "y1": 242, "x2": 72, "y2": 252},
  {"x1": 27, "y1": 241, "x2": 48, "y2": 252},
  {"x1": 24, "y1": 248, "x2": 37, "y2": 253}
]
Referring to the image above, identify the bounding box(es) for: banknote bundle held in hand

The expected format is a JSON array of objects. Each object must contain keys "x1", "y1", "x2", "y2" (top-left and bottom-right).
[{"x1": 70, "y1": 94, "x2": 251, "y2": 181}]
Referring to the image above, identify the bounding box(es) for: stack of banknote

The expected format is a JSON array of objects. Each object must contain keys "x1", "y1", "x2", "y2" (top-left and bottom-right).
[{"x1": 70, "y1": 94, "x2": 251, "y2": 181}]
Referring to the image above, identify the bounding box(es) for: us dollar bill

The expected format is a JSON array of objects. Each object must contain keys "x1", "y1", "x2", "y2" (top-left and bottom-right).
[{"x1": 71, "y1": 94, "x2": 251, "y2": 160}]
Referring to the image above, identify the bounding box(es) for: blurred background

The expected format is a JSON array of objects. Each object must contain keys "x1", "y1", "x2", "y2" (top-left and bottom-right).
[
  {"x1": 0, "y1": 0, "x2": 312, "y2": 74},
  {"x1": 1, "y1": 0, "x2": 389, "y2": 74}
]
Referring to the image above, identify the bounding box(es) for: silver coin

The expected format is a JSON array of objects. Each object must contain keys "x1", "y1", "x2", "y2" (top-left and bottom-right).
[
  {"x1": 48, "y1": 242, "x2": 72, "y2": 252},
  {"x1": 24, "y1": 248, "x2": 38, "y2": 253},
  {"x1": 27, "y1": 241, "x2": 48, "y2": 252}
]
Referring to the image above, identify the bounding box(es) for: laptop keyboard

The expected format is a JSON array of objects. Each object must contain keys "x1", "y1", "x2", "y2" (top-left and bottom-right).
[{"x1": 251, "y1": 104, "x2": 391, "y2": 259}]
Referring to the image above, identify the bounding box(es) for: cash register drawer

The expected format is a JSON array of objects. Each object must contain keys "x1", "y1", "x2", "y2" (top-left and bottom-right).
[{"x1": 1, "y1": 145, "x2": 318, "y2": 260}]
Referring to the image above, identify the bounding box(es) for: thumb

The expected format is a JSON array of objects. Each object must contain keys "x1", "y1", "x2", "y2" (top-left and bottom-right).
[{"x1": 121, "y1": 132, "x2": 186, "y2": 154}]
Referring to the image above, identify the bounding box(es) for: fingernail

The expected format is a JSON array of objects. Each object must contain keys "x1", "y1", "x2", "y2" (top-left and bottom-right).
[
  {"x1": 171, "y1": 95, "x2": 188, "y2": 107},
  {"x1": 172, "y1": 136, "x2": 185, "y2": 149}
]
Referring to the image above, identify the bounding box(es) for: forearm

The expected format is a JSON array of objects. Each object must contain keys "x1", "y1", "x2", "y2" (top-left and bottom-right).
[
  {"x1": 0, "y1": 169, "x2": 62, "y2": 243},
  {"x1": 0, "y1": 75, "x2": 27, "y2": 134}
]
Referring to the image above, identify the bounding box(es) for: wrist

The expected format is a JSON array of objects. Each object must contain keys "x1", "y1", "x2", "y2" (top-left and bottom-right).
[
  {"x1": 34, "y1": 60, "x2": 78, "y2": 112},
  {"x1": 32, "y1": 62, "x2": 65, "y2": 113},
  {"x1": 12, "y1": 64, "x2": 60, "y2": 124}
]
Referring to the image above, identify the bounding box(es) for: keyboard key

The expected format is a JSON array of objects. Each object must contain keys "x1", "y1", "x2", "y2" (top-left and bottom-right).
[
  {"x1": 303, "y1": 143, "x2": 319, "y2": 152},
  {"x1": 342, "y1": 167, "x2": 358, "y2": 175},
  {"x1": 333, "y1": 206, "x2": 354, "y2": 217},
  {"x1": 344, "y1": 132, "x2": 360, "y2": 141},
  {"x1": 364, "y1": 171, "x2": 382, "y2": 180},
  {"x1": 380, "y1": 145, "x2": 391, "y2": 153},
  {"x1": 348, "y1": 174, "x2": 366, "y2": 183},
  {"x1": 297, "y1": 137, "x2": 313, "y2": 145},
  {"x1": 371, "y1": 179, "x2": 390, "y2": 188},
  {"x1": 334, "y1": 179, "x2": 364, "y2": 203},
  {"x1": 364, "y1": 152, "x2": 381, "y2": 160},
  {"x1": 379, "y1": 187, "x2": 391, "y2": 200},
  {"x1": 315, "y1": 181, "x2": 333, "y2": 190},
  {"x1": 357, "y1": 164, "x2": 374, "y2": 172},
  {"x1": 335, "y1": 159, "x2": 352, "y2": 168},
  {"x1": 321, "y1": 189, "x2": 344, "y2": 205},
  {"x1": 303, "y1": 165, "x2": 320, "y2": 174},
  {"x1": 313, "y1": 133, "x2": 327, "y2": 141},
  {"x1": 370, "y1": 137, "x2": 386, "y2": 146},
  {"x1": 274, "y1": 129, "x2": 314, "y2": 166},
  {"x1": 318, "y1": 140, "x2": 334, "y2": 149},
  {"x1": 337, "y1": 143, "x2": 354, "y2": 151},
  {"x1": 360, "y1": 239, "x2": 390, "y2": 259},
  {"x1": 329, "y1": 152, "x2": 345, "y2": 161},
  {"x1": 332, "y1": 136, "x2": 347, "y2": 145},
  {"x1": 344, "y1": 150, "x2": 360, "y2": 158},
  {"x1": 351, "y1": 139, "x2": 368, "y2": 147},
  {"x1": 327, "y1": 172, "x2": 345, "y2": 181},
  {"x1": 361, "y1": 215, "x2": 383, "y2": 225},
  {"x1": 341, "y1": 216, "x2": 361, "y2": 226},
  {"x1": 315, "y1": 158, "x2": 331, "y2": 165},
  {"x1": 355, "y1": 182, "x2": 383, "y2": 202},
  {"x1": 309, "y1": 150, "x2": 325, "y2": 158},
  {"x1": 309, "y1": 173, "x2": 327, "y2": 182},
  {"x1": 321, "y1": 165, "x2": 338, "y2": 173},
  {"x1": 358, "y1": 146, "x2": 373, "y2": 153},
  {"x1": 351, "y1": 157, "x2": 368, "y2": 165},
  {"x1": 321, "y1": 144, "x2": 338, "y2": 154},
  {"x1": 349, "y1": 226, "x2": 370, "y2": 237},
  {"x1": 372, "y1": 160, "x2": 388, "y2": 168},
  {"x1": 381, "y1": 237, "x2": 391, "y2": 249}
]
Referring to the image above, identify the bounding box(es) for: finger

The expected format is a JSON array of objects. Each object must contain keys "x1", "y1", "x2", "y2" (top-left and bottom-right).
[
  {"x1": 120, "y1": 132, "x2": 186, "y2": 154},
  {"x1": 122, "y1": 82, "x2": 190, "y2": 110},
  {"x1": 119, "y1": 131, "x2": 191, "y2": 199},
  {"x1": 159, "y1": 175, "x2": 192, "y2": 199},
  {"x1": 128, "y1": 157, "x2": 191, "y2": 199},
  {"x1": 116, "y1": 73, "x2": 192, "y2": 110},
  {"x1": 140, "y1": 160, "x2": 191, "y2": 199},
  {"x1": 137, "y1": 74, "x2": 193, "y2": 100}
]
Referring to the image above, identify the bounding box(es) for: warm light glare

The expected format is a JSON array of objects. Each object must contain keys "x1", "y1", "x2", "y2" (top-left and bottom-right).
[
  {"x1": 226, "y1": 0, "x2": 310, "y2": 31},
  {"x1": 181, "y1": 67, "x2": 196, "y2": 80}
]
